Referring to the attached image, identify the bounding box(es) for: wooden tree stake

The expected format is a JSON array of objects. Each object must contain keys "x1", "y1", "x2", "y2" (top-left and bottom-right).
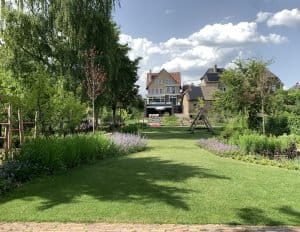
[
  {"x1": 18, "y1": 109, "x2": 24, "y2": 145},
  {"x1": 34, "y1": 111, "x2": 38, "y2": 139}
]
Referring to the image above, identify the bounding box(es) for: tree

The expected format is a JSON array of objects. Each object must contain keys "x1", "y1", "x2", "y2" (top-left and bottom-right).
[
  {"x1": 214, "y1": 59, "x2": 282, "y2": 132},
  {"x1": 84, "y1": 48, "x2": 106, "y2": 133},
  {"x1": 107, "y1": 43, "x2": 140, "y2": 126}
]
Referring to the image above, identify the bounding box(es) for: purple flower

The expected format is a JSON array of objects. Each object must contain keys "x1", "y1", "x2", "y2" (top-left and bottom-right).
[
  {"x1": 109, "y1": 133, "x2": 147, "y2": 153},
  {"x1": 198, "y1": 138, "x2": 239, "y2": 155}
]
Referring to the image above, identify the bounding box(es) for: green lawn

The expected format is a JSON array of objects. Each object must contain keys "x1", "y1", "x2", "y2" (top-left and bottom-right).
[{"x1": 0, "y1": 127, "x2": 300, "y2": 225}]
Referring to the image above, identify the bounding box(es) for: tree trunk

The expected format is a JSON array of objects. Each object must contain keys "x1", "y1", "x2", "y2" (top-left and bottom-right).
[
  {"x1": 95, "y1": 106, "x2": 99, "y2": 129},
  {"x1": 92, "y1": 99, "x2": 95, "y2": 134},
  {"x1": 262, "y1": 97, "x2": 265, "y2": 135},
  {"x1": 112, "y1": 104, "x2": 117, "y2": 127}
]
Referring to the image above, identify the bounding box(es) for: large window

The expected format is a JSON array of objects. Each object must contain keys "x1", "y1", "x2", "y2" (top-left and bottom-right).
[
  {"x1": 148, "y1": 96, "x2": 165, "y2": 104},
  {"x1": 170, "y1": 96, "x2": 177, "y2": 105}
]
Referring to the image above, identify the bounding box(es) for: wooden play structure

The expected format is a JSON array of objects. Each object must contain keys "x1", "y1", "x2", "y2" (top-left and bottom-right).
[
  {"x1": 189, "y1": 104, "x2": 214, "y2": 133},
  {"x1": 0, "y1": 104, "x2": 37, "y2": 155}
]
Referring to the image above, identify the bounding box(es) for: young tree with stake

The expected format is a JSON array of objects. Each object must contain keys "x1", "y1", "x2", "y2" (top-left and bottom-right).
[{"x1": 85, "y1": 48, "x2": 106, "y2": 133}]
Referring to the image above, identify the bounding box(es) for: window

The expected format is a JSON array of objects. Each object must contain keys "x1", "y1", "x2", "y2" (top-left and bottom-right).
[
  {"x1": 155, "y1": 88, "x2": 159, "y2": 94},
  {"x1": 172, "y1": 87, "x2": 176, "y2": 94},
  {"x1": 159, "y1": 89, "x2": 163, "y2": 94},
  {"x1": 166, "y1": 87, "x2": 171, "y2": 93}
]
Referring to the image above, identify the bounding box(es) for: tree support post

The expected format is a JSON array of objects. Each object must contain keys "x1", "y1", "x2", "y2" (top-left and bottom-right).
[
  {"x1": 18, "y1": 109, "x2": 24, "y2": 145},
  {"x1": 34, "y1": 111, "x2": 38, "y2": 139}
]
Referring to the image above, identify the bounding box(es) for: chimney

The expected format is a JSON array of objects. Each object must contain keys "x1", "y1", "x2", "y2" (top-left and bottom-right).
[{"x1": 214, "y1": 64, "x2": 217, "y2": 72}]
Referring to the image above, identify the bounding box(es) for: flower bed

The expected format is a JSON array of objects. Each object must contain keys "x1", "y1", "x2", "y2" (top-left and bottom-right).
[
  {"x1": 0, "y1": 132, "x2": 147, "y2": 195},
  {"x1": 198, "y1": 138, "x2": 239, "y2": 156},
  {"x1": 109, "y1": 133, "x2": 147, "y2": 154},
  {"x1": 198, "y1": 138, "x2": 299, "y2": 170}
]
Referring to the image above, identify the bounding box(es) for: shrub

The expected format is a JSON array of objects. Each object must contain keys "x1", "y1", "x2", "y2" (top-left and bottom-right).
[
  {"x1": 220, "y1": 116, "x2": 248, "y2": 140},
  {"x1": 288, "y1": 116, "x2": 300, "y2": 135},
  {"x1": 231, "y1": 133, "x2": 298, "y2": 159},
  {"x1": 1, "y1": 132, "x2": 148, "y2": 195},
  {"x1": 198, "y1": 138, "x2": 239, "y2": 156},
  {"x1": 109, "y1": 133, "x2": 147, "y2": 154},
  {"x1": 18, "y1": 133, "x2": 112, "y2": 171},
  {"x1": 121, "y1": 124, "x2": 140, "y2": 134},
  {"x1": 266, "y1": 116, "x2": 290, "y2": 136},
  {"x1": 162, "y1": 116, "x2": 180, "y2": 126},
  {"x1": 0, "y1": 160, "x2": 50, "y2": 195}
]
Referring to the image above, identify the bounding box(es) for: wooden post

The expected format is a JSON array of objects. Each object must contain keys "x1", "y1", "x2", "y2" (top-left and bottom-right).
[
  {"x1": 18, "y1": 109, "x2": 24, "y2": 145},
  {"x1": 4, "y1": 126, "x2": 8, "y2": 154},
  {"x1": 7, "y1": 104, "x2": 12, "y2": 151},
  {"x1": 34, "y1": 111, "x2": 38, "y2": 139}
]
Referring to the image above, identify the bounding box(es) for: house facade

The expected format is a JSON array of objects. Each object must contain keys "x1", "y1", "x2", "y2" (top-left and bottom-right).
[
  {"x1": 145, "y1": 69, "x2": 181, "y2": 116},
  {"x1": 182, "y1": 84, "x2": 217, "y2": 118},
  {"x1": 182, "y1": 64, "x2": 283, "y2": 118},
  {"x1": 200, "y1": 64, "x2": 225, "y2": 88}
]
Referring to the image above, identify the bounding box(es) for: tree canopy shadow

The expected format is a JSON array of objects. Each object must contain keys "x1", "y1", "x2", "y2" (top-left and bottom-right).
[
  {"x1": 142, "y1": 127, "x2": 215, "y2": 140},
  {"x1": 235, "y1": 207, "x2": 282, "y2": 225},
  {"x1": 0, "y1": 156, "x2": 230, "y2": 211},
  {"x1": 278, "y1": 206, "x2": 300, "y2": 225},
  {"x1": 230, "y1": 206, "x2": 300, "y2": 229}
]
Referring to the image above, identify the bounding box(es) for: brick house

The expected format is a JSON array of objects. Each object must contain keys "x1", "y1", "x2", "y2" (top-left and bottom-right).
[{"x1": 145, "y1": 69, "x2": 182, "y2": 116}]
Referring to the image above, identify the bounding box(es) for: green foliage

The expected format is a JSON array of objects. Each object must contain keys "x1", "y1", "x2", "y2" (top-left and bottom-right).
[
  {"x1": 121, "y1": 124, "x2": 139, "y2": 134},
  {"x1": 0, "y1": 0, "x2": 139, "y2": 134},
  {"x1": 214, "y1": 59, "x2": 282, "y2": 130},
  {"x1": 265, "y1": 115, "x2": 290, "y2": 136},
  {"x1": 50, "y1": 79, "x2": 87, "y2": 133},
  {"x1": 288, "y1": 116, "x2": 300, "y2": 135},
  {"x1": 230, "y1": 132, "x2": 298, "y2": 159},
  {"x1": 162, "y1": 116, "x2": 180, "y2": 126},
  {"x1": 19, "y1": 133, "x2": 115, "y2": 171},
  {"x1": 220, "y1": 115, "x2": 249, "y2": 140}
]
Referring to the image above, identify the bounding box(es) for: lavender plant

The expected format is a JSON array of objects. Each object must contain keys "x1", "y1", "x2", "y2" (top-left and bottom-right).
[
  {"x1": 198, "y1": 138, "x2": 239, "y2": 156},
  {"x1": 110, "y1": 133, "x2": 147, "y2": 154}
]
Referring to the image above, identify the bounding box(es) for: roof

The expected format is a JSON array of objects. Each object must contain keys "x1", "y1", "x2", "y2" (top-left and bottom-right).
[
  {"x1": 146, "y1": 69, "x2": 181, "y2": 89},
  {"x1": 290, "y1": 82, "x2": 300, "y2": 90},
  {"x1": 183, "y1": 85, "x2": 218, "y2": 101},
  {"x1": 188, "y1": 85, "x2": 203, "y2": 101},
  {"x1": 200, "y1": 66, "x2": 225, "y2": 82}
]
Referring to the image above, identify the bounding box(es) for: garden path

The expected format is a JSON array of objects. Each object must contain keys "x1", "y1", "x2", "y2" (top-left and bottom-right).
[{"x1": 0, "y1": 222, "x2": 300, "y2": 232}]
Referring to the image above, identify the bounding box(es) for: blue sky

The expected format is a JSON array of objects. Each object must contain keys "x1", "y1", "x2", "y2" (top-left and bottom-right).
[{"x1": 113, "y1": 0, "x2": 300, "y2": 94}]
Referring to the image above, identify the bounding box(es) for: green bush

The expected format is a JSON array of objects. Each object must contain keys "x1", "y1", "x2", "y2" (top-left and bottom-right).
[
  {"x1": 220, "y1": 116, "x2": 248, "y2": 140},
  {"x1": 266, "y1": 116, "x2": 290, "y2": 136},
  {"x1": 19, "y1": 133, "x2": 115, "y2": 171},
  {"x1": 288, "y1": 116, "x2": 300, "y2": 135},
  {"x1": 162, "y1": 116, "x2": 180, "y2": 126},
  {"x1": 231, "y1": 132, "x2": 298, "y2": 159},
  {"x1": 121, "y1": 124, "x2": 140, "y2": 134}
]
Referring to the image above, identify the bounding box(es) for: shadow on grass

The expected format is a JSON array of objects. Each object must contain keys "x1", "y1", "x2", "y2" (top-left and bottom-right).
[
  {"x1": 0, "y1": 156, "x2": 230, "y2": 211},
  {"x1": 142, "y1": 127, "x2": 216, "y2": 140},
  {"x1": 278, "y1": 206, "x2": 300, "y2": 225},
  {"x1": 235, "y1": 207, "x2": 283, "y2": 225},
  {"x1": 230, "y1": 207, "x2": 300, "y2": 229}
]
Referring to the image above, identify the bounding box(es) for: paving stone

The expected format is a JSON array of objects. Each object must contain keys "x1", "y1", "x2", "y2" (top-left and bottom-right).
[{"x1": 0, "y1": 223, "x2": 299, "y2": 232}]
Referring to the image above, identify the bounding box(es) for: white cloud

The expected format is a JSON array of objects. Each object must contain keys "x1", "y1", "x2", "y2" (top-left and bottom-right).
[
  {"x1": 189, "y1": 22, "x2": 287, "y2": 46},
  {"x1": 256, "y1": 11, "x2": 272, "y2": 23},
  {"x1": 267, "y1": 8, "x2": 300, "y2": 27},
  {"x1": 120, "y1": 20, "x2": 287, "y2": 96}
]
